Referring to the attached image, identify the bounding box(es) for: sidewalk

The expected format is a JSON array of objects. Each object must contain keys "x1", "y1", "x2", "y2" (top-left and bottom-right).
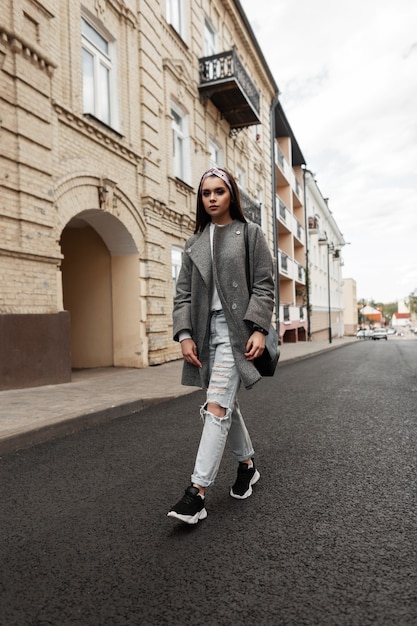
[{"x1": 0, "y1": 337, "x2": 356, "y2": 455}]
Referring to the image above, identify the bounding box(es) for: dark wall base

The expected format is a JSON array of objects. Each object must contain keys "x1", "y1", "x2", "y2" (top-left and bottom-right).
[{"x1": 0, "y1": 312, "x2": 71, "y2": 390}]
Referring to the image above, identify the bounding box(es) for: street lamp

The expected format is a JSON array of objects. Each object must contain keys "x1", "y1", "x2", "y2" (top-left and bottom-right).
[{"x1": 319, "y1": 239, "x2": 333, "y2": 344}]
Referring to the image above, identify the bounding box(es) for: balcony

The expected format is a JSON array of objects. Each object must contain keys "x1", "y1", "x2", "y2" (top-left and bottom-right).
[
  {"x1": 280, "y1": 304, "x2": 307, "y2": 325},
  {"x1": 198, "y1": 50, "x2": 261, "y2": 134},
  {"x1": 240, "y1": 188, "x2": 261, "y2": 225},
  {"x1": 278, "y1": 250, "x2": 305, "y2": 284},
  {"x1": 276, "y1": 197, "x2": 305, "y2": 244}
]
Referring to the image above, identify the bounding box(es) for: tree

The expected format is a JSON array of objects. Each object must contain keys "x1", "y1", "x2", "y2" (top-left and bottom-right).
[
  {"x1": 406, "y1": 288, "x2": 417, "y2": 315},
  {"x1": 381, "y1": 301, "x2": 397, "y2": 325}
]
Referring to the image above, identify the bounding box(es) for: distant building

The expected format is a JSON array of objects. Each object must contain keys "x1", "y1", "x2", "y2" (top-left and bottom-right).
[
  {"x1": 392, "y1": 312, "x2": 411, "y2": 328},
  {"x1": 304, "y1": 172, "x2": 346, "y2": 342},
  {"x1": 343, "y1": 279, "x2": 358, "y2": 336},
  {"x1": 359, "y1": 305, "x2": 383, "y2": 327}
]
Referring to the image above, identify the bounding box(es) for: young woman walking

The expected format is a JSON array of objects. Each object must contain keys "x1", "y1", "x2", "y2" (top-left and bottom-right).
[{"x1": 168, "y1": 167, "x2": 275, "y2": 524}]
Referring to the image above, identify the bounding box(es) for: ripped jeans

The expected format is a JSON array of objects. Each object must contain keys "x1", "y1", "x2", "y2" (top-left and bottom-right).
[{"x1": 191, "y1": 310, "x2": 255, "y2": 488}]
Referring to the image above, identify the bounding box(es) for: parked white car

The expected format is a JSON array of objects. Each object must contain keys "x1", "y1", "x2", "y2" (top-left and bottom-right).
[
  {"x1": 372, "y1": 328, "x2": 388, "y2": 340},
  {"x1": 356, "y1": 329, "x2": 373, "y2": 339}
]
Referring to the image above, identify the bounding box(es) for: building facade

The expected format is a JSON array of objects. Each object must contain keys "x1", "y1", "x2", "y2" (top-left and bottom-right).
[
  {"x1": 274, "y1": 102, "x2": 307, "y2": 344},
  {"x1": 343, "y1": 278, "x2": 358, "y2": 336},
  {"x1": 0, "y1": 0, "x2": 278, "y2": 389},
  {"x1": 304, "y1": 171, "x2": 346, "y2": 342}
]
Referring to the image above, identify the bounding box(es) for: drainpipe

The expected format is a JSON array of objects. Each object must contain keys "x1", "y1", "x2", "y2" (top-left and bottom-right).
[
  {"x1": 302, "y1": 166, "x2": 313, "y2": 341},
  {"x1": 270, "y1": 97, "x2": 280, "y2": 341}
]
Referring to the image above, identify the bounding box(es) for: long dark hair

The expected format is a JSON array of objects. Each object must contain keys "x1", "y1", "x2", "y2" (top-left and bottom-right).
[{"x1": 194, "y1": 167, "x2": 247, "y2": 233}]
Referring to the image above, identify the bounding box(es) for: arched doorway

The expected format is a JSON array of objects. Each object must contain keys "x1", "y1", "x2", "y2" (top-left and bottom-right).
[{"x1": 60, "y1": 209, "x2": 146, "y2": 369}]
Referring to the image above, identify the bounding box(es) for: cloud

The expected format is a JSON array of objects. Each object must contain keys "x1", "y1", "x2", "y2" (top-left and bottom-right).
[{"x1": 242, "y1": 0, "x2": 417, "y2": 302}]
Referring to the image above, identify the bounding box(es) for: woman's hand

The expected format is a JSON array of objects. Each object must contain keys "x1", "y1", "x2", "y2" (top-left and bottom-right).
[
  {"x1": 180, "y1": 338, "x2": 203, "y2": 368},
  {"x1": 244, "y1": 331, "x2": 265, "y2": 361}
]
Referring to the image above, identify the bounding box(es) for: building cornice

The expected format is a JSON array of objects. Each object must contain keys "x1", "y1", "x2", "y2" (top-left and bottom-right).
[
  {"x1": 53, "y1": 102, "x2": 143, "y2": 166},
  {"x1": 0, "y1": 247, "x2": 61, "y2": 264},
  {"x1": 0, "y1": 25, "x2": 57, "y2": 76}
]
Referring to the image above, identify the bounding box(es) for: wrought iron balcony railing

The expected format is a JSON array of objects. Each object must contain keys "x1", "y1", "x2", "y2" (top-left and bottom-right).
[
  {"x1": 239, "y1": 188, "x2": 261, "y2": 225},
  {"x1": 198, "y1": 50, "x2": 261, "y2": 134}
]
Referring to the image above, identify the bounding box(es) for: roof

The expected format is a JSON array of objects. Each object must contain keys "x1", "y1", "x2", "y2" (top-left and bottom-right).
[
  {"x1": 274, "y1": 101, "x2": 306, "y2": 166},
  {"x1": 393, "y1": 312, "x2": 411, "y2": 319},
  {"x1": 360, "y1": 305, "x2": 381, "y2": 315}
]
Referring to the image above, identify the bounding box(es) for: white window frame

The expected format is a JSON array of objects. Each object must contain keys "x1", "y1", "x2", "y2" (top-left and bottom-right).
[
  {"x1": 204, "y1": 18, "x2": 217, "y2": 56},
  {"x1": 166, "y1": 0, "x2": 185, "y2": 39},
  {"x1": 257, "y1": 186, "x2": 265, "y2": 228},
  {"x1": 171, "y1": 102, "x2": 191, "y2": 184},
  {"x1": 81, "y1": 17, "x2": 119, "y2": 130},
  {"x1": 171, "y1": 246, "x2": 183, "y2": 296},
  {"x1": 208, "y1": 138, "x2": 223, "y2": 168},
  {"x1": 236, "y1": 166, "x2": 246, "y2": 191},
  {"x1": 252, "y1": 124, "x2": 261, "y2": 143}
]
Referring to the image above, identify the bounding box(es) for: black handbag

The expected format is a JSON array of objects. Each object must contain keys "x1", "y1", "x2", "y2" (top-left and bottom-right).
[{"x1": 244, "y1": 225, "x2": 280, "y2": 377}]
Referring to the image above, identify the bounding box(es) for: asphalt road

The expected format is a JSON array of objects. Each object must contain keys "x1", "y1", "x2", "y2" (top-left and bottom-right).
[{"x1": 1, "y1": 339, "x2": 417, "y2": 626}]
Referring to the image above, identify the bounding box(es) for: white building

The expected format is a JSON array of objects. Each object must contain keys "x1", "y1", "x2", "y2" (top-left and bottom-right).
[{"x1": 304, "y1": 170, "x2": 346, "y2": 342}]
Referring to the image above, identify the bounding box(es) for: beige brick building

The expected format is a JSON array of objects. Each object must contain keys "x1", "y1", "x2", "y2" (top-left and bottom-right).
[{"x1": 0, "y1": 0, "x2": 279, "y2": 389}]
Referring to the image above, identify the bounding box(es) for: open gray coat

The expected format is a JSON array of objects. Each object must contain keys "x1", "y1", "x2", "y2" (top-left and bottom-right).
[{"x1": 173, "y1": 220, "x2": 275, "y2": 390}]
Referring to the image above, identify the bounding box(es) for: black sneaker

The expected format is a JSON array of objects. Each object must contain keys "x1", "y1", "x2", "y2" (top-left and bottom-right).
[
  {"x1": 230, "y1": 461, "x2": 260, "y2": 499},
  {"x1": 167, "y1": 486, "x2": 208, "y2": 524}
]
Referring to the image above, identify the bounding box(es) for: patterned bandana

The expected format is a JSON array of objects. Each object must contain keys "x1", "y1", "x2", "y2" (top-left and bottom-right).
[{"x1": 199, "y1": 168, "x2": 234, "y2": 198}]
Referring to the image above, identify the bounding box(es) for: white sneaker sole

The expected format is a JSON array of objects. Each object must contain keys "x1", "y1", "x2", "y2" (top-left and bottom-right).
[
  {"x1": 230, "y1": 469, "x2": 260, "y2": 499},
  {"x1": 167, "y1": 507, "x2": 208, "y2": 524}
]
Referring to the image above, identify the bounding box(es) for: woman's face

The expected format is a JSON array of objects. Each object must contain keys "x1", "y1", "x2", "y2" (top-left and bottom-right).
[{"x1": 201, "y1": 175, "x2": 232, "y2": 225}]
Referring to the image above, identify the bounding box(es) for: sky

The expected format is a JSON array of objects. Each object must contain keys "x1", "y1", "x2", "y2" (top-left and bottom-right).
[{"x1": 240, "y1": 0, "x2": 417, "y2": 304}]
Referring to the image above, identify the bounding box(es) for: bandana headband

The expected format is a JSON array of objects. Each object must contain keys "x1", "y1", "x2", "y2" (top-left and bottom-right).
[{"x1": 199, "y1": 168, "x2": 234, "y2": 198}]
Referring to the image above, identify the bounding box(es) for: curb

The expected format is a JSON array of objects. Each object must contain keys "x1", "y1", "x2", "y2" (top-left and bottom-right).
[
  {"x1": 0, "y1": 341, "x2": 356, "y2": 456},
  {"x1": 278, "y1": 339, "x2": 355, "y2": 365},
  {"x1": 0, "y1": 395, "x2": 192, "y2": 456}
]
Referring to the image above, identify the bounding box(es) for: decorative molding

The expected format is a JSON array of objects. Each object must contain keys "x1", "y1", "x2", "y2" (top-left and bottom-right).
[
  {"x1": 26, "y1": 0, "x2": 55, "y2": 20},
  {"x1": 108, "y1": 0, "x2": 138, "y2": 28},
  {"x1": 172, "y1": 176, "x2": 194, "y2": 194},
  {"x1": 142, "y1": 197, "x2": 194, "y2": 233},
  {"x1": 53, "y1": 102, "x2": 142, "y2": 166},
  {"x1": 0, "y1": 25, "x2": 56, "y2": 76},
  {"x1": 93, "y1": 0, "x2": 138, "y2": 28},
  {"x1": 163, "y1": 57, "x2": 197, "y2": 97}
]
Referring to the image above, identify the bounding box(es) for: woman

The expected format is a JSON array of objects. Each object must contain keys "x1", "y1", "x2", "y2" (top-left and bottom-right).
[{"x1": 168, "y1": 167, "x2": 275, "y2": 524}]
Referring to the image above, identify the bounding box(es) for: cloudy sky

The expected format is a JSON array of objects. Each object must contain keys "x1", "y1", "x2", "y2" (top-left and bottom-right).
[{"x1": 241, "y1": 0, "x2": 417, "y2": 304}]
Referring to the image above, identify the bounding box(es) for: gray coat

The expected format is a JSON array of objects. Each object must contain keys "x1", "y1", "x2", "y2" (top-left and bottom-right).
[{"x1": 173, "y1": 220, "x2": 275, "y2": 390}]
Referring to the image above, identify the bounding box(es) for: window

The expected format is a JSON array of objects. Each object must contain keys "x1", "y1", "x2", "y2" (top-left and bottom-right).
[
  {"x1": 257, "y1": 187, "x2": 265, "y2": 228},
  {"x1": 236, "y1": 166, "x2": 246, "y2": 191},
  {"x1": 204, "y1": 19, "x2": 216, "y2": 56},
  {"x1": 166, "y1": 0, "x2": 184, "y2": 38},
  {"x1": 252, "y1": 124, "x2": 261, "y2": 143},
  {"x1": 171, "y1": 247, "x2": 183, "y2": 295},
  {"x1": 171, "y1": 103, "x2": 190, "y2": 183},
  {"x1": 81, "y1": 17, "x2": 118, "y2": 129},
  {"x1": 208, "y1": 138, "x2": 222, "y2": 167}
]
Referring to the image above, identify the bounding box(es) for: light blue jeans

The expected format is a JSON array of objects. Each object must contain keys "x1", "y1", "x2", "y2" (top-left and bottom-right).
[{"x1": 191, "y1": 311, "x2": 255, "y2": 488}]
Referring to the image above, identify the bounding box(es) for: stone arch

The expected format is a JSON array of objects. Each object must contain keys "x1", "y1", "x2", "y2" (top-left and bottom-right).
[{"x1": 55, "y1": 174, "x2": 148, "y2": 369}]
